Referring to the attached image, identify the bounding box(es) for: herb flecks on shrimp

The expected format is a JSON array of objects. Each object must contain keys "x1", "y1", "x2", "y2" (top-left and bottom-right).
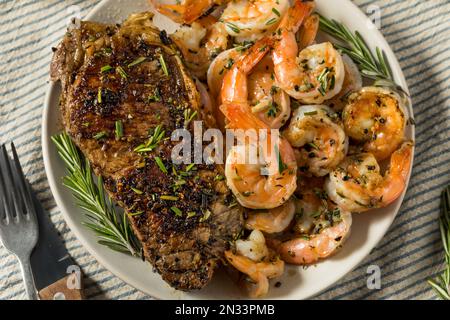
[
  {"x1": 272, "y1": 0, "x2": 345, "y2": 104},
  {"x1": 225, "y1": 230, "x2": 285, "y2": 298},
  {"x1": 342, "y1": 87, "x2": 407, "y2": 161},
  {"x1": 220, "y1": 37, "x2": 297, "y2": 209},
  {"x1": 269, "y1": 187, "x2": 352, "y2": 265},
  {"x1": 284, "y1": 105, "x2": 348, "y2": 177},
  {"x1": 325, "y1": 142, "x2": 413, "y2": 212}
]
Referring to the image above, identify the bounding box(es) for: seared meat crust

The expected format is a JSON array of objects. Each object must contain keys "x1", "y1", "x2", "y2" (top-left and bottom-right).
[{"x1": 51, "y1": 12, "x2": 243, "y2": 290}]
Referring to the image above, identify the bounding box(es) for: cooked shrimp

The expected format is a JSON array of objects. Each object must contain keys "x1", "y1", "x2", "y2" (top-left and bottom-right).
[
  {"x1": 220, "y1": 38, "x2": 297, "y2": 209},
  {"x1": 325, "y1": 142, "x2": 413, "y2": 212},
  {"x1": 172, "y1": 15, "x2": 229, "y2": 78},
  {"x1": 342, "y1": 86, "x2": 407, "y2": 161},
  {"x1": 270, "y1": 189, "x2": 352, "y2": 265},
  {"x1": 235, "y1": 229, "x2": 269, "y2": 261},
  {"x1": 226, "y1": 230, "x2": 284, "y2": 298},
  {"x1": 220, "y1": 37, "x2": 274, "y2": 105},
  {"x1": 284, "y1": 105, "x2": 348, "y2": 176},
  {"x1": 207, "y1": 48, "x2": 243, "y2": 98},
  {"x1": 221, "y1": 0, "x2": 290, "y2": 38},
  {"x1": 209, "y1": 48, "x2": 290, "y2": 128},
  {"x1": 272, "y1": 1, "x2": 345, "y2": 104},
  {"x1": 296, "y1": 13, "x2": 319, "y2": 49},
  {"x1": 223, "y1": 105, "x2": 297, "y2": 209},
  {"x1": 245, "y1": 198, "x2": 296, "y2": 233},
  {"x1": 207, "y1": 48, "x2": 244, "y2": 130},
  {"x1": 151, "y1": 0, "x2": 226, "y2": 24},
  {"x1": 325, "y1": 54, "x2": 362, "y2": 111},
  {"x1": 248, "y1": 56, "x2": 291, "y2": 128}
]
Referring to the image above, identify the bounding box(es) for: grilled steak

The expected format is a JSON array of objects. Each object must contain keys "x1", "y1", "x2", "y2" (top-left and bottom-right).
[{"x1": 51, "y1": 12, "x2": 243, "y2": 291}]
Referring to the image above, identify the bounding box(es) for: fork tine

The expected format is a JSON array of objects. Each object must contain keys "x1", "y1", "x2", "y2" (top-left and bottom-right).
[
  {"x1": 0, "y1": 147, "x2": 8, "y2": 223},
  {"x1": 0, "y1": 145, "x2": 15, "y2": 221},
  {"x1": 0, "y1": 144, "x2": 23, "y2": 220},
  {"x1": 10, "y1": 143, "x2": 37, "y2": 220}
]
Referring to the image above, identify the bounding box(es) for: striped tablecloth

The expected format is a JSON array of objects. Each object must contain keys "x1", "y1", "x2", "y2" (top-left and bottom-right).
[{"x1": 1, "y1": 0, "x2": 449, "y2": 300}]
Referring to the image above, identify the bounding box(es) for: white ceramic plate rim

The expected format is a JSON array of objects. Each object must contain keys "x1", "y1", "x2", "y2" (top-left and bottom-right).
[{"x1": 42, "y1": 0, "x2": 415, "y2": 300}]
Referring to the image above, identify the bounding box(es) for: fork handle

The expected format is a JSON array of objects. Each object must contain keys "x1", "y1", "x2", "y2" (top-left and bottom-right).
[
  {"x1": 18, "y1": 256, "x2": 38, "y2": 300},
  {"x1": 38, "y1": 275, "x2": 84, "y2": 300}
]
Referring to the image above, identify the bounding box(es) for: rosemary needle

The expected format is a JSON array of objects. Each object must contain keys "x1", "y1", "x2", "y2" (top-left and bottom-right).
[
  {"x1": 318, "y1": 14, "x2": 408, "y2": 96},
  {"x1": 428, "y1": 185, "x2": 450, "y2": 300},
  {"x1": 51, "y1": 132, "x2": 141, "y2": 256}
]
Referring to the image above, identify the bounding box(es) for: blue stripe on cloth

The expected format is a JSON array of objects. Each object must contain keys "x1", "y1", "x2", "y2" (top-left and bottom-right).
[{"x1": 330, "y1": 249, "x2": 442, "y2": 299}]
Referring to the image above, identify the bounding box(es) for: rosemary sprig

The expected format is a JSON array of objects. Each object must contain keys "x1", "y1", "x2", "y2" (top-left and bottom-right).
[
  {"x1": 318, "y1": 15, "x2": 407, "y2": 95},
  {"x1": 134, "y1": 125, "x2": 165, "y2": 153},
  {"x1": 184, "y1": 108, "x2": 198, "y2": 128},
  {"x1": 51, "y1": 132, "x2": 141, "y2": 256},
  {"x1": 428, "y1": 185, "x2": 450, "y2": 300}
]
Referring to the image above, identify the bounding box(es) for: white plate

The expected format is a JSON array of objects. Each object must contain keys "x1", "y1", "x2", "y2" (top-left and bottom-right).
[{"x1": 42, "y1": 0, "x2": 415, "y2": 299}]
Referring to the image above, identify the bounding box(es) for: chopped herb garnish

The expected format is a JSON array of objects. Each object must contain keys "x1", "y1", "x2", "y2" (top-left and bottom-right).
[
  {"x1": 101, "y1": 65, "x2": 112, "y2": 73},
  {"x1": 134, "y1": 125, "x2": 165, "y2": 153},
  {"x1": 272, "y1": 8, "x2": 281, "y2": 17},
  {"x1": 187, "y1": 211, "x2": 197, "y2": 218},
  {"x1": 234, "y1": 40, "x2": 254, "y2": 52},
  {"x1": 224, "y1": 58, "x2": 234, "y2": 70},
  {"x1": 154, "y1": 157, "x2": 168, "y2": 174},
  {"x1": 266, "y1": 18, "x2": 278, "y2": 25},
  {"x1": 214, "y1": 174, "x2": 225, "y2": 181},
  {"x1": 97, "y1": 87, "x2": 102, "y2": 104},
  {"x1": 128, "y1": 211, "x2": 144, "y2": 217},
  {"x1": 304, "y1": 111, "x2": 318, "y2": 116},
  {"x1": 199, "y1": 209, "x2": 212, "y2": 222},
  {"x1": 131, "y1": 187, "x2": 143, "y2": 195},
  {"x1": 184, "y1": 108, "x2": 198, "y2": 128},
  {"x1": 170, "y1": 206, "x2": 183, "y2": 217},
  {"x1": 275, "y1": 144, "x2": 288, "y2": 174},
  {"x1": 148, "y1": 88, "x2": 161, "y2": 102},
  {"x1": 259, "y1": 45, "x2": 268, "y2": 52},
  {"x1": 128, "y1": 57, "x2": 146, "y2": 68},
  {"x1": 160, "y1": 195, "x2": 179, "y2": 201},
  {"x1": 186, "y1": 163, "x2": 196, "y2": 172},
  {"x1": 225, "y1": 22, "x2": 240, "y2": 34},
  {"x1": 317, "y1": 67, "x2": 334, "y2": 96},
  {"x1": 270, "y1": 86, "x2": 279, "y2": 95},
  {"x1": 307, "y1": 142, "x2": 319, "y2": 150},
  {"x1": 116, "y1": 66, "x2": 128, "y2": 79},
  {"x1": 115, "y1": 120, "x2": 123, "y2": 140},
  {"x1": 159, "y1": 54, "x2": 169, "y2": 76},
  {"x1": 228, "y1": 199, "x2": 238, "y2": 208},
  {"x1": 93, "y1": 131, "x2": 107, "y2": 140},
  {"x1": 267, "y1": 101, "x2": 279, "y2": 117}
]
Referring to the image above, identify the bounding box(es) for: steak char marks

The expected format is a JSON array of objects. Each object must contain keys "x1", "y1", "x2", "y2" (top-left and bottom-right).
[{"x1": 51, "y1": 13, "x2": 243, "y2": 290}]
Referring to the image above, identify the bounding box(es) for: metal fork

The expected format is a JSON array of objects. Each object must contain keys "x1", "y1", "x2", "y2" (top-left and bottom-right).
[{"x1": 0, "y1": 143, "x2": 39, "y2": 300}]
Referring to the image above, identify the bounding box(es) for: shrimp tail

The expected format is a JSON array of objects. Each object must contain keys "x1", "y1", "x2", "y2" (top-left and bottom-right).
[
  {"x1": 378, "y1": 141, "x2": 413, "y2": 206},
  {"x1": 220, "y1": 103, "x2": 270, "y2": 130},
  {"x1": 235, "y1": 37, "x2": 274, "y2": 74},
  {"x1": 225, "y1": 250, "x2": 284, "y2": 298},
  {"x1": 278, "y1": 0, "x2": 315, "y2": 32},
  {"x1": 297, "y1": 13, "x2": 319, "y2": 49},
  {"x1": 220, "y1": 36, "x2": 274, "y2": 105},
  {"x1": 152, "y1": 0, "x2": 214, "y2": 24},
  {"x1": 154, "y1": 3, "x2": 186, "y2": 23}
]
